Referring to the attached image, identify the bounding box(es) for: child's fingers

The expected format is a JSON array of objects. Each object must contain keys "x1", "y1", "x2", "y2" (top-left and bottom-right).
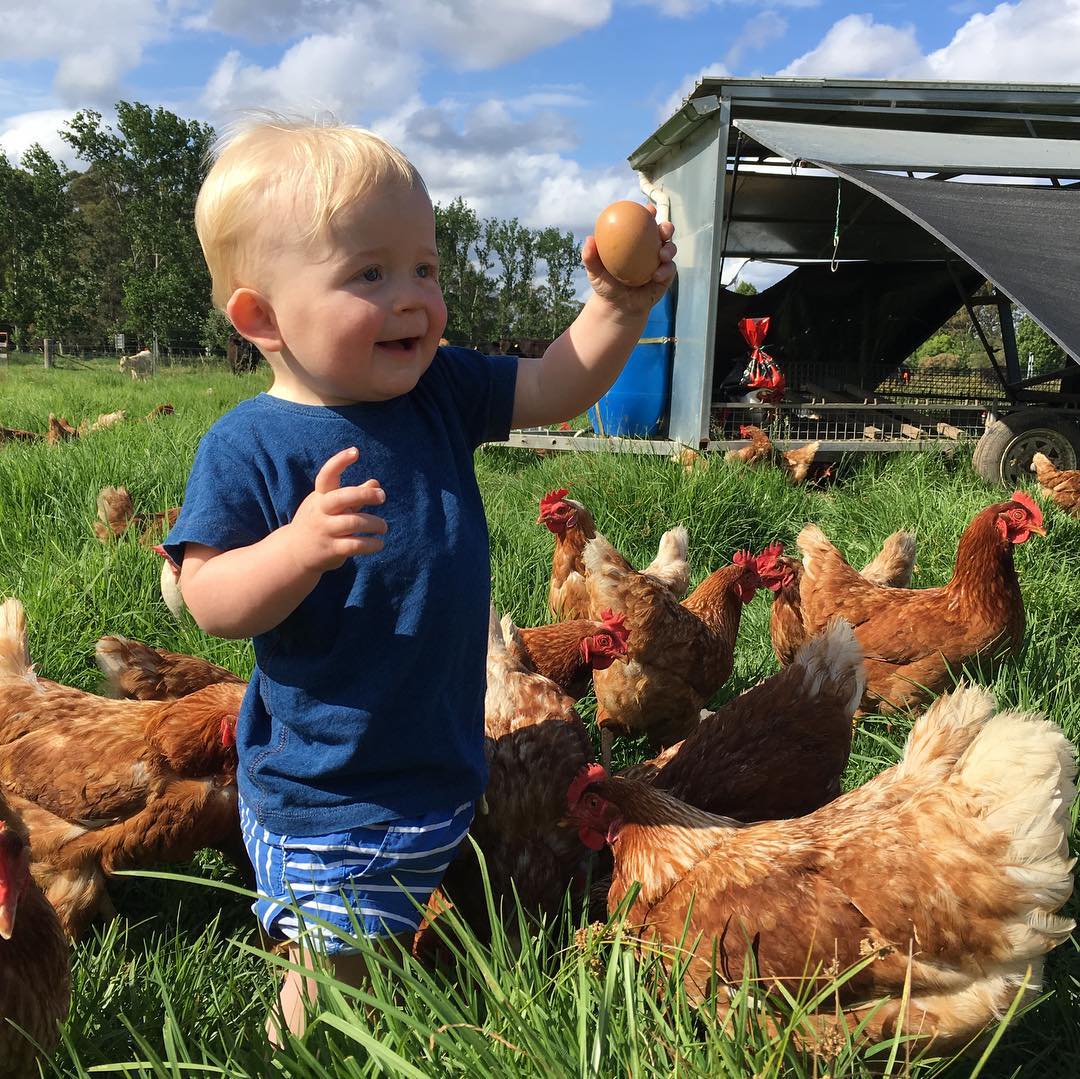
[
  {"x1": 328, "y1": 512, "x2": 388, "y2": 538},
  {"x1": 322, "y1": 483, "x2": 385, "y2": 514},
  {"x1": 314, "y1": 447, "x2": 360, "y2": 495},
  {"x1": 336, "y1": 535, "x2": 385, "y2": 557}
]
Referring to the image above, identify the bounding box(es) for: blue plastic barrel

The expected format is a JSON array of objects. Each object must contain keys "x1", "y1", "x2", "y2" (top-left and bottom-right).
[{"x1": 593, "y1": 288, "x2": 674, "y2": 438}]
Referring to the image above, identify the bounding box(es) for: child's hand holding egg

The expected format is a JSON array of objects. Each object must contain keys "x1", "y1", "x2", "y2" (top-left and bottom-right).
[
  {"x1": 593, "y1": 200, "x2": 664, "y2": 287},
  {"x1": 584, "y1": 200, "x2": 675, "y2": 318}
]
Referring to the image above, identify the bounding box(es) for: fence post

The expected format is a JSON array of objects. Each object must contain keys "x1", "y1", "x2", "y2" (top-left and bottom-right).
[{"x1": 43, "y1": 337, "x2": 54, "y2": 369}]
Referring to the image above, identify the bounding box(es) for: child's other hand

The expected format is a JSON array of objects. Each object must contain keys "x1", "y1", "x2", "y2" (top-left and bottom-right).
[
  {"x1": 582, "y1": 207, "x2": 676, "y2": 319},
  {"x1": 286, "y1": 447, "x2": 387, "y2": 574}
]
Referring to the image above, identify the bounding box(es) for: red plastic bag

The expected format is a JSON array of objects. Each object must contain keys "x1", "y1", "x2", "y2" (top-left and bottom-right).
[{"x1": 738, "y1": 317, "x2": 785, "y2": 400}]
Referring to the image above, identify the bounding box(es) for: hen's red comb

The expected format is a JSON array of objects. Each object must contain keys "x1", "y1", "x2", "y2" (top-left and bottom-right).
[
  {"x1": 733, "y1": 549, "x2": 755, "y2": 567},
  {"x1": 538, "y1": 487, "x2": 570, "y2": 514},
  {"x1": 567, "y1": 763, "x2": 608, "y2": 809},
  {"x1": 597, "y1": 609, "x2": 629, "y2": 647},
  {"x1": 755, "y1": 541, "x2": 785, "y2": 567},
  {"x1": 738, "y1": 424, "x2": 751, "y2": 438},
  {"x1": 1009, "y1": 489, "x2": 1044, "y2": 527}
]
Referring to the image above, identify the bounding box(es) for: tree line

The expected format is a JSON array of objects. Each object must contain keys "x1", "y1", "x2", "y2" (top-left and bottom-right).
[{"x1": 0, "y1": 103, "x2": 583, "y2": 357}]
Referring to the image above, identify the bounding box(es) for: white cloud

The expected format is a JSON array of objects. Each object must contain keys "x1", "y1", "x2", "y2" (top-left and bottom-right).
[
  {"x1": 0, "y1": 1, "x2": 169, "y2": 104},
  {"x1": 778, "y1": 14, "x2": 923, "y2": 77},
  {"x1": 658, "y1": 63, "x2": 731, "y2": 121},
  {"x1": 197, "y1": 0, "x2": 612, "y2": 69},
  {"x1": 0, "y1": 109, "x2": 81, "y2": 167},
  {"x1": 725, "y1": 10, "x2": 789, "y2": 70},
  {"x1": 777, "y1": 1, "x2": 1080, "y2": 82},
  {"x1": 202, "y1": 24, "x2": 423, "y2": 117},
  {"x1": 917, "y1": 0, "x2": 1080, "y2": 81},
  {"x1": 635, "y1": 0, "x2": 816, "y2": 14},
  {"x1": 372, "y1": 99, "x2": 636, "y2": 234}
]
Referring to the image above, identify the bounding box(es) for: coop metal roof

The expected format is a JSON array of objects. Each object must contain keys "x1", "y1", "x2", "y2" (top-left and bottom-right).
[
  {"x1": 733, "y1": 117, "x2": 1080, "y2": 176},
  {"x1": 630, "y1": 77, "x2": 1080, "y2": 172}
]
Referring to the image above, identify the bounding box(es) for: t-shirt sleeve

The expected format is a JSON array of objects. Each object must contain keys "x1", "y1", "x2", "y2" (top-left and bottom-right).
[
  {"x1": 437, "y1": 346, "x2": 518, "y2": 447},
  {"x1": 162, "y1": 426, "x2": 277, "y2": 566}
]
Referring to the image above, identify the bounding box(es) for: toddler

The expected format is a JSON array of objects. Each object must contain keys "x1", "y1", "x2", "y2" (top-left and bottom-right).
[{"x1": 164, "y1": 117, "x2": 675, "y2": 1043}]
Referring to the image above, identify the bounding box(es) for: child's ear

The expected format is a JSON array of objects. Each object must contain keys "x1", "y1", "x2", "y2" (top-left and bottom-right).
[{"x1": 226, "y1": 288, "x2": 282, "y2": 353}]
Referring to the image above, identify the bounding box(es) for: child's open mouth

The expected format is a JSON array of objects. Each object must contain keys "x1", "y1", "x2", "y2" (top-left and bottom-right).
[{"x1": 379, "y1": 338, "x2": 418, "y2": 352}]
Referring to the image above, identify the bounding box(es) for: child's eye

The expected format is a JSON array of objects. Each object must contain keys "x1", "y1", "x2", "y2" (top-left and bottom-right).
[
  {"x1": 417, "y1": 263, "x2": 438, "y2": 281},
  {"x1": 358, "y1": 267, "x2": 381, "y2": 282}
]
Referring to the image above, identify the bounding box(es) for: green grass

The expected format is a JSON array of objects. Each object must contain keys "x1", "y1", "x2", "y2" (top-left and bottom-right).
[{"x1": 1, "y1": 356, "x2": 1078, "y2": 1077}]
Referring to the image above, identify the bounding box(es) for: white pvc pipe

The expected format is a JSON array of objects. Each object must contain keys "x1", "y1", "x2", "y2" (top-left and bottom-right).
[{"x1": 638, "y1": 174, "x2": 670, "y2": 224}]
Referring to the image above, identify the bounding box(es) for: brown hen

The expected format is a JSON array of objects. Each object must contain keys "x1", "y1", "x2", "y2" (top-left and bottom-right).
[
  {"x1": 0, "y1": 599, "x2": 244, "y2": 937},
  {"x1": 623, "y1": 618, "x2": 862, "y2": 822},
  {"x1": 724, "y1": 424, "x2": 821, "y2": 483},
  {"x1": 436, "y1": 606, "x2": 596, "y2": 945},
  {"x1": 517, "y1": 610, "x2": 629, "y2": 699},
  {"x1": 96, "y1": 634, "x2": 244, "y2": 700},
  {"x1": 0, "y1": 794, "x2": 70, "y2": 1079},
  {"x1": 569, "y1": 684, "x2": 1076, "y2": 1054},
  {"x1": 1032, "y1": 452, "x2": 1080, "y2": 517},
  {"x1": 92, "y1": 484, "x2": 180, "y2": 544},
  {"x1": 759, "y1": 529, "x2": 917, "y2": 666},
  {"x1": 585, "y1": 538, "x2": 761, "y2": 768},
  {"x1": 778, "y1": 493, "x2": 1044, "y2": 715},
  {"x1": 537, "y1": 488, "x2": 689, "y2": 620}
]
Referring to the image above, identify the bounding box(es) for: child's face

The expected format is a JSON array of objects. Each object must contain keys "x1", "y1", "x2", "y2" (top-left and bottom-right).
[{"x1": 262, "y1": 182, "x2": 447, "y2": 405}]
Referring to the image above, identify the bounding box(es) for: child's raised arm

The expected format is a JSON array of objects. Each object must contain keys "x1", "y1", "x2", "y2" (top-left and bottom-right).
[
  {"x1": 511, "y1": 211, "x2": 676, "y2": 430},
  {"x1": 180, "y1": 447, "x2": 387, "y2": 639}
]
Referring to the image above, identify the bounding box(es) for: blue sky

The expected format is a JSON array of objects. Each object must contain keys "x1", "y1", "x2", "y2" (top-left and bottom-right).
[{"x1": 2, "y1": 0, "x2": 1079, "y2": 239}]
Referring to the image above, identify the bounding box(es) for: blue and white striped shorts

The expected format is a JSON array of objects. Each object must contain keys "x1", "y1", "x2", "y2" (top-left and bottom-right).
[{"x1": 238, "y1": 797, "x2": 475, "y2": 954}]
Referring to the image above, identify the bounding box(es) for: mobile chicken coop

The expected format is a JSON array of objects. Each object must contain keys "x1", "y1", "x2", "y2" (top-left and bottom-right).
[{"x1": 502, "y1": 78, "x2": 1080, "y2": 485}]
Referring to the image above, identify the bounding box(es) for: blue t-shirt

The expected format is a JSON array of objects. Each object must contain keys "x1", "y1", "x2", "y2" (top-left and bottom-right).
[{"x1": 163, "y1": 346, "x2": 518, "y2": 835}]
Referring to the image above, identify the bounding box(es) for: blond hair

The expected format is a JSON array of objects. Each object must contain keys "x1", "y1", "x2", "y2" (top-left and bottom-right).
[{"x1": 196, "y1": 116, "x2": 424, "y2": 309}]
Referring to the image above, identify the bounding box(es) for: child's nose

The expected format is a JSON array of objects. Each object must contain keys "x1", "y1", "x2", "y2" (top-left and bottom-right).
[{"x1": 393, "y1": 282, "x2": 425, "y2": 313}]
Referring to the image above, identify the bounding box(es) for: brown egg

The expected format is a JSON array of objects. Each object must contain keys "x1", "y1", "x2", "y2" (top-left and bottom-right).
[{"x1": 594, "y1": 201, "x2": 661, "y2": 287}]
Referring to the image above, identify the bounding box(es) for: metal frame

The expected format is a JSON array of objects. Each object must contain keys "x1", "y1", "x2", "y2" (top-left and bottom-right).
[{"x1": 638, "y1": 79, "x2": 1080, "y2": 450}]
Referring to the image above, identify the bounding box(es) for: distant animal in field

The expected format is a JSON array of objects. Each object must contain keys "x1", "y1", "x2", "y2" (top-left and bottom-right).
[{"x1": 119, "y1": 350, "x2": 153, "y2": 380}]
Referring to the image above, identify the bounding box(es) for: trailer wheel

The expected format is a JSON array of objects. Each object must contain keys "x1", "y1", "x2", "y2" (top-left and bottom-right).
[{"x1": 973, "y1": 409, "x2": 1080, "y2": 487}]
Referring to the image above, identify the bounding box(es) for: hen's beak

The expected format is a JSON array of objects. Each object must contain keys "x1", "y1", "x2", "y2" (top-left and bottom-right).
[{"x1": 1029, "y1": 523, "x2": 1047, "y2": 537}]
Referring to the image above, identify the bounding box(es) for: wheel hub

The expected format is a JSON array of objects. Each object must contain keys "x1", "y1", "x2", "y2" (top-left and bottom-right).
[{"x1": 1001, "y1": 428, "x2": 1078, "y2": 485}]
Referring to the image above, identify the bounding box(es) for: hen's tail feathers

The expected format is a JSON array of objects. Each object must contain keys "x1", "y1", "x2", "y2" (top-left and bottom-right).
[
  {"x1": 583, "y1": 532, "x2": 633, "y2": 582},
  {"x1": 796, "y1": 523, "x2": 848, "y2": 582},
  {"x1": 0, "y1": 598, "x2": 32, "y2": 680},
  {"x1": 789, "y1": 619, "x2": 865, "y2": 718},
  {"x1": 642, "y1": 525, "x2": 690, "y2": 595},
  {"x1": 955, "y1": 707, "x2": 1078, "y2": 954},
  {"x1": 94, "y1": 635, "x2": 164, "y2": 698},
  {"x1": 861, "y1": 530, "x2": 917, "y2": 588},
  {"x1": 486, "y1": 603, "x2": 528, "y2": 672},
  {"x1": 897, "y1": 684, "x2": 997, "y2": 783}
]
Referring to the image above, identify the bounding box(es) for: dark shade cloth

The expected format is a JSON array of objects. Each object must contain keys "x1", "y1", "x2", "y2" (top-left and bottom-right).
[{"x1": 824, "y1": 165, "x2": 1080, "y2": 362}]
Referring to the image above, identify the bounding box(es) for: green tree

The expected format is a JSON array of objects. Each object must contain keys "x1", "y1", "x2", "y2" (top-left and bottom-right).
[
  {"x1": 734, "y1": 279, "x2": 758, "y2": 296},
  {"x1": 535, "y1": 226, "x2": 581, "y2": 338},
  {"x1": 434, "y1": 197, "x2": 497, "y2": 346},
  {"x1": 1015, "y1": 314, "x2": 1068, "y2": 376},
  {"x1": 0, "y1": 154, "x2": 36, "y2": 347},
  {"x1": 67, "y1": 162, "x2": 128, "y2": 342},
  {"x1": 0, "y1": 145, "x2": 86, "y2": 352},
  {"x1": 487, "y1": 217, "x2": 535, "y2": 340},
  {"x1": 20, "y1": 145, "x2": 85, "y2": 343},
  {"x1": 62, "y1": 103, "x2": 215, "y2": 345}
]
